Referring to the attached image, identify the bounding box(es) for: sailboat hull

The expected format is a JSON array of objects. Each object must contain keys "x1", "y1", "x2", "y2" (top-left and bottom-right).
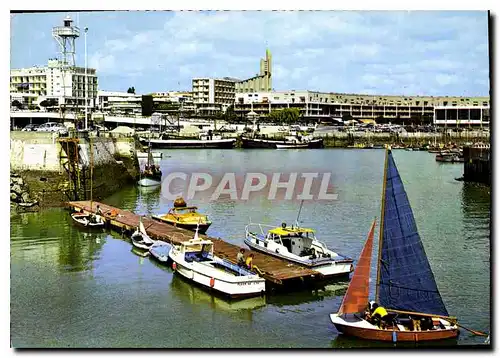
[{"x1": 330, "y1": 314, "x2": 459, "y2": 342}]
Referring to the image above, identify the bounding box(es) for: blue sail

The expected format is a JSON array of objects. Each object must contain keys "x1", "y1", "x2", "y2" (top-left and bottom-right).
[{"x1": 377, "y1": 150, "x2": 449, "y2": 317}]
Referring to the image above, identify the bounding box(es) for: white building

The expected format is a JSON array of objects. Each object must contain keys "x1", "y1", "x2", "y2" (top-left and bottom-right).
[
  {"x1": 192, "y1": 77, "x2": 236, "y2": 115},
  {"x1": 10, "y1": 59, "x2": 98, "y2": 110},
  {"x1": 97, "y1": 90, "x2": 142, "y2": 115},
  {"x1": 433, "y1": 106, "x2": 490, "y2": 127}
]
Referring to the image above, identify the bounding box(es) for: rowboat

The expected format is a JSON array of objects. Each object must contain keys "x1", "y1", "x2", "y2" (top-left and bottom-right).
[
  {"x1": 168, "y1": 228, "x2": 266, "y2": 299},
  {"x1": 130, "y1": 219, "x2": 156, "y2": 250},
  {"x1": 329, "y1": 148, "x2": 459, "y2": 342},
  {"x1": 152, "y1": 198, "x2": 211, "y2": 233},
  {"x1": 244, "y1": 223, "x2": 353, "y2": 278},
  {"x1": 149, "y1": 241, "x2": 173, "y2": 265},
  {"x1": 71, "y1": 212, "x2": 105, "y2": 229}
]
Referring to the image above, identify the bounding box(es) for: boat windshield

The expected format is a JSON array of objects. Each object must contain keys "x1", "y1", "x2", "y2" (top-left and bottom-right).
[{"x1": 172, "y1": 207, "x2": 199, "y2": 214}]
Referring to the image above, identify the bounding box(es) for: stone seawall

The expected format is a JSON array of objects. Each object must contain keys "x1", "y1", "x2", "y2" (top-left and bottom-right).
[{"x1": 10, "y1": 132, "x2": 140, "y2": 209}]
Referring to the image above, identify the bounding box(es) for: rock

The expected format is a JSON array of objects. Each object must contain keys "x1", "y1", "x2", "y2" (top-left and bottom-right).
[
  {"x1": 21, "y1": 192, "x2": 31, "y2": 203},
  {"x1": 10, "y1": 192, "x2": 18, "y2": 202},
  {"x1": 11, "y1": 177, "x2": 23, "y2": 186},
  {"x1": 10, "y1": 172, "x2": 20, "y2": 178},
  {"x1": 11, "y1": 184, "x2": 23, "y2": 195}
]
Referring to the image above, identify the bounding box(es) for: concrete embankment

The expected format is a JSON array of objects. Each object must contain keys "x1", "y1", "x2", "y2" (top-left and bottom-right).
[{"x1": 10, "y1": 131, "x2": 140, "y2": 209}]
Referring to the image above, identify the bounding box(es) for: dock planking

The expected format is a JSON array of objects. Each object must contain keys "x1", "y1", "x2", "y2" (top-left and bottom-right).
[{"x1": 67, "y1": 201, "x2": 323, "y2": 285}]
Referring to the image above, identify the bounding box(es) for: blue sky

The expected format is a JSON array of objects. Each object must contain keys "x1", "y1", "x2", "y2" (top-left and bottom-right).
[{"x1": 10, "y1": 11, "x2": 490, "y2": 96}]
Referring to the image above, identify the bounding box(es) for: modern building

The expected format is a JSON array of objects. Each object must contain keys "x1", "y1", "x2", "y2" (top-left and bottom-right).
[
  {"x1": 234, "y1": 90, "x2": 490, "y2": 126},
  {"x1": 235, "y1": 49, "x2": 272, "y2": 93},
  {"x1": 434, "y1": 106, "x2": 490, "y2": 127},
  {"x1": 96, "y1": 90, "x2": 142, "y2": 115},
  {"x1": 192, "y1": 77, "x2": 236, "y2": 115},
  {"x1": 10, "y1": 59, "x2": 98, "y2": 111}
]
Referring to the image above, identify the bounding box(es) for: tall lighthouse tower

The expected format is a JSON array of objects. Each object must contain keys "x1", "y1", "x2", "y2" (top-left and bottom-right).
[{"x1": 52, "y1": 16, "x2": 80, "y2": 68}]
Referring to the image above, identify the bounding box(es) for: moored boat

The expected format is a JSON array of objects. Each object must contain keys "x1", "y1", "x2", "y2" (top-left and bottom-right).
[
  {"x1": 244, "y1": 223, "x2": 353, "y2": 278},
  {"x1": 71, "y1": 212, "x2": 105, "y2": 229},
  {"x1": 141, "y1": 133, "x2": 236, "y2": 149},
  {"x1": 138, "y1": 143, "x2": 162, "y2": 187},
  {"x1": 168, "y1": 228, "x2": 266, "y2": 299},
  {"x1": 152, "y1": 197, "x2": 212, "y2": 233},
  {"x1": 131, "y1": 219, "x2": 156, "y2": 250},
  {"x1": 241, "y1": 136, "x2": 323, "y2": 149},
  {"x1": 149, "y1": 241, "x2": 173, "y2": 265},
  {"x1": 329, "y1": 148, "x2": 460, "y2": 342}
]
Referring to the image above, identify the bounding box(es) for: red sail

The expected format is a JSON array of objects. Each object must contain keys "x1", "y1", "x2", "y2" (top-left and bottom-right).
[{"x1": 338, "y1": 219, "x2": 376, "y2": 315}]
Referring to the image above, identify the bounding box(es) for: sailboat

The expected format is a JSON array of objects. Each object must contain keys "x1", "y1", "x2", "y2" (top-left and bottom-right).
[
  {"x1": 131, "y1": 217, "x2": 156, "y2": 250},
  {"x1": 329, "y1": 148, "x2": 459, "y2": 342},
  {"x1": 138, "y1": 142, "x2": 162, "y2": 187}
]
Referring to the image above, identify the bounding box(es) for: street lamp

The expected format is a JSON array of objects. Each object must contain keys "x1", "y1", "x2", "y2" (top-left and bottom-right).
[{"x1": 84, "y1": 26, "x2": 88, "y2": 130}]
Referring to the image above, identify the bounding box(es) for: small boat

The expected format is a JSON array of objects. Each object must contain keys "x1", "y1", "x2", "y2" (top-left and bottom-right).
[
  {"x1": 71, "y1": 212, "x2": 105, "y2": 229},
  {"x1": 329, "y1": 148, "x2": 460, "y2": 342},
  {"x1": 137, "y1": 151, "x2": 163, "y2": 160},
  {"x1": 435, "y1": 152, "x2": 463, "y2": 163},
  {"x1": 152, "y1": 197, "x2": 212, "y2": 234},
  {"x1": 131, "y1": 219, "x2": 156, "y2": 250},
  {"x1": 149, "y1": 241, "x2": 173, "y2": 265},
  {"x1": 244, "y1": 223, "x2": 353, "y2": 278},
  {"x1": 168, "y1": 227, "x2": 266, "y2": 299},
  {"x1": 138, "y1": 144, "x2": 162, "y2": 187}
]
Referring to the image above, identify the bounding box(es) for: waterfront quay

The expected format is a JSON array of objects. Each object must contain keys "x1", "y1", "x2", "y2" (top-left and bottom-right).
[{"x1": 67, "y1": 200, "x2": 329, "y2": 290}]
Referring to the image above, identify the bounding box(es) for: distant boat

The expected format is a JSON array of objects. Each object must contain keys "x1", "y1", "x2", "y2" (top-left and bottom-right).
[
  {"x1": 138, "y1": 143, "x2": 162, "y2": 187},
  {"x1": 241, "y1": 135, "x2": 323, "y2": 149},
  {"x1": 329, "y1": 148, "x2": 459, "y2": 342},
  {"x1": 137, "y1": 151, "x2": 162, "y2": 160},
  {"x1": 141, "y1": 132, "x2": 236, "y2": 149}
]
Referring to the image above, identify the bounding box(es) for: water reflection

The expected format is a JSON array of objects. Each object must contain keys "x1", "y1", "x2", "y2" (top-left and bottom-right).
[
  {"x1": 266, "y1": 282, "x2": 348, "y2": 307},
  {"x1": 169, "y1": 274, "x2": 267, "y2": 317},
  {"x1": 10, "y1": 209, "x2": 106, "y2": 273},
  {"x1": 330, "y1": 334, "x2": 458, "y2": 348}
]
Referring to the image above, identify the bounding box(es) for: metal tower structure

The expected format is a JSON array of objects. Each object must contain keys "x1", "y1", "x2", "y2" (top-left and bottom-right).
[
  {"x1": 52, "y1": 16, "x2": 80, "y2": 118},
  {"x1": 52, "y1": 16, "x2": 80, "y2": 68}
]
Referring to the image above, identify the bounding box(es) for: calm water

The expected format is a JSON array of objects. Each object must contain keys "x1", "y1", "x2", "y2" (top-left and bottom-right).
[{"x1": 10, "y1": 149, "x2": 491, "y2": 348}]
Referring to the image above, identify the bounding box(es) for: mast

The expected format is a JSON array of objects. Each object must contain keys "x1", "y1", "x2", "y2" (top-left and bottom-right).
[
  {"x1": 375, "y1": 147, "x2": 389, "y2": 302},
  {"x1": 90, "y1": 136, "x2": 93, "y2": 210},
  {"x1": 295, "y1": 199, "x2": 304, "y2": 227}
]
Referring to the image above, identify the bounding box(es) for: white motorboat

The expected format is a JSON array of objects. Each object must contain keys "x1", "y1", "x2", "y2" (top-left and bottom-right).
[
  {"x1": 137, "y1": 151, "x2": 163, "y2": 159},
  {"x1": 138, "y1": 177, "x2": 161, "y2": 187},
  {"x1": 168, "y1": 228, "x2": 266, "y2": 299},
  {"x1": 244, "y1": 223, "x2": 353, "y2": 278},
  {"x1": 131, "y1": 219, "x2": 156, "y2": 250}
]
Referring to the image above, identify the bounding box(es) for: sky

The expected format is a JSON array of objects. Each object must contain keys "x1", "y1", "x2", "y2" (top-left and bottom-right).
[{"x1": 10, "y1": 10, "x2": 490, "y2": 97}]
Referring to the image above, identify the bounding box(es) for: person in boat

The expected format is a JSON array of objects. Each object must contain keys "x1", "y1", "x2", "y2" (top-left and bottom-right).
[
  {"x1": 369, "y1": 302, "x2": 391, "y2": 329},
  {"x1": 96, "y1": 205, "x2": 103, "y2": 216},
  {"x1": 237, "y1": 248, "x2": 245, "y2": 267},
  {"x1": 245, "y1": 253, "x2": 254, "y2": 270}
]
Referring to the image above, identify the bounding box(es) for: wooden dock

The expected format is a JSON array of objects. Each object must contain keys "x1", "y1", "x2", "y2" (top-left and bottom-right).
[{"x1": 67, "y1": 201, "x2": 324, "y2": 286}]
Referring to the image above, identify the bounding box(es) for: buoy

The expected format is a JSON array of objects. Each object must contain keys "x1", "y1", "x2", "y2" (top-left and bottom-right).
[
  {"x1": 210, "y1": 277, "x2": 215, "y2": 287},
  {"x1": 172, "y1": 262, "x2": 177, "y2": 270}
]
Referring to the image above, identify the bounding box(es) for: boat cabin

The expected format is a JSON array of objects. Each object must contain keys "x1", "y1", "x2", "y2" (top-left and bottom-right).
[
  {"x1": 178, "y1": 239, "x2": 214, "y2": 262},
  {"x1": 266, "y1": 226, "x2": 330, "y2": 258}
]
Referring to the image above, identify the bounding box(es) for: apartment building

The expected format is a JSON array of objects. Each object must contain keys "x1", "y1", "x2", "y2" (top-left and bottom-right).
[
  {"x1": 10, "y1": 59, "x2": 98, "y2": 110},
  {"x1": 192, "y1": 77, "x2": 236, "y2": 115},
  {"x1": 96, "y1": 90, "x2": 142, "y2": 115}
]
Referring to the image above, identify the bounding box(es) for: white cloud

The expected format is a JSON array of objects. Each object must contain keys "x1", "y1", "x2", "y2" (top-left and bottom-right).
[{"x1": 77, "y1": 11, "x2": 488, "y2": 95}]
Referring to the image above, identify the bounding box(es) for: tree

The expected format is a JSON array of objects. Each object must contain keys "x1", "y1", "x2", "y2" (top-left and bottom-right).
[
  {"x1": 224, "y1": 105, "x2": 237, "y2": 123},
  {"x1": 127, "y1": 87, "x2": 136, "y2": 94},
  {"x1": 39, "y1": 100, "x2": 48, "y2": 108}
]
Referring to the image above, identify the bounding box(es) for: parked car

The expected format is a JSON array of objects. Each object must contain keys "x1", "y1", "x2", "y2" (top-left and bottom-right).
[
  {"x1": 22, "y1": 124, "x2": 39, "y2": 132},
  {"x1": 36, "y1": 122, "x2": 68, "y2": 134}
]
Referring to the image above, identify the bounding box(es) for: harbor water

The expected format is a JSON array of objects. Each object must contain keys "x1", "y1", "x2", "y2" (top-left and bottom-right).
[{"x1": 10, "y1": 149, "x2": 490, "y2": 348}]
